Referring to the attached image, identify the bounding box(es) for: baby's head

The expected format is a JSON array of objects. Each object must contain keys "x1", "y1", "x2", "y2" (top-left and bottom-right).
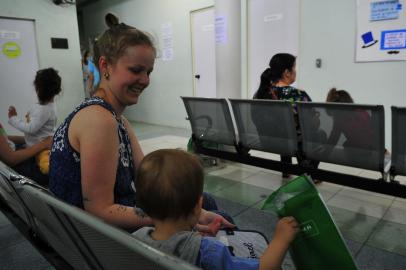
[
  {"x1": 34, "y1": 68, "x2": 62, "y2": 104},
  {"x1": 135, "y1": 149, "x2": 204, "y2": 226}
]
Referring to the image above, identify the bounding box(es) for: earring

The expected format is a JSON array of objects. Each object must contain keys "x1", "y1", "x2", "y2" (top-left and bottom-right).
[{"x1": 104, "y1": 72, "x2": 110, "y2": 79}]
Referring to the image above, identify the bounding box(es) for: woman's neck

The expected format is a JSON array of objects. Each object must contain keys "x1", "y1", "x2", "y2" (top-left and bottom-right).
[
  {"x1": 93, "y1": 86, "x2": 125, "y2": 116},
  {"x1": 39, "y1": 97, "x2": 54, "y2": 105},
  {"x1": 274, "y1": 79, "x2": 291, "y2": 87}
]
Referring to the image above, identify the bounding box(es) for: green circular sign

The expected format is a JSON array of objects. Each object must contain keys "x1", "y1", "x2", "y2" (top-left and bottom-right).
[{"x1": 2, "y1": 42, "x2": 21, "y2": 58}]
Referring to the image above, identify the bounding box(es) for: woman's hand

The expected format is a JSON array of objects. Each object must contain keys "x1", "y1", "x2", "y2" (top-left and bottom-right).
[{"x1": 195, "y1": 209, "x2": 235, "y2": 236}]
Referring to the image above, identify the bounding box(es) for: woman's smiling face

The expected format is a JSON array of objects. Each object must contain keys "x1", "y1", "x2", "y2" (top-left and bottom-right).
[{"x1": 106, "y1": 44, "x2": 155, "y2": 107}]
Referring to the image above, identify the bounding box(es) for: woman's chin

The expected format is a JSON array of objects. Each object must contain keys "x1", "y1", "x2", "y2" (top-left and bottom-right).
[
  {"x1": 126, "y1": 91, "x2": 141, "y2": 104},
  {"x1": 128, "y1": 95, "x2": 140, "y2": 105}
]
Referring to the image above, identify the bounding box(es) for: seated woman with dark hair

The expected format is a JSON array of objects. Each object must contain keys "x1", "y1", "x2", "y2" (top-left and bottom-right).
[{"x1": 252, "y1": 53, "x2": 317, "y2": 178}]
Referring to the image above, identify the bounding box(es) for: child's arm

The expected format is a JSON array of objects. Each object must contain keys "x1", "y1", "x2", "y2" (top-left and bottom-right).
[
  {"x1": 259, "y1": 216, "x2": 299, "y2": 270},
  {"x1": 7, "y1": 135, "x2": 26, "y2": 145},
  {"x1": 8, "y1": 105, "x2": 50, "y2": 134},
  {"x1": 0, "y1": 136, "x2": 51, "y2": 167}
]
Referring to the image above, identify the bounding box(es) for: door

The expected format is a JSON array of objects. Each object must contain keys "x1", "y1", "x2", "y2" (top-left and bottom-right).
[
  {"x1": 0, "y1": 17, "x2": 39, "y2": 134},
  {"x1": 191, "y1": 7, "x2": 216, "y2": 98}
]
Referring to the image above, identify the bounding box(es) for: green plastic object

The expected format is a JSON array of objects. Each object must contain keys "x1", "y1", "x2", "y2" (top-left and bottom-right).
[{"x1": 261, "y1": 175, "x2": 358, "y2": 270}]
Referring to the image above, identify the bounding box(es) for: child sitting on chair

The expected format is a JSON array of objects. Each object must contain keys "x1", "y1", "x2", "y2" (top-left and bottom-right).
[
  {"x1": 8, "y1": 68, "x2": 61, "y2": 175},
  {"x1": 133, "y1": 149, "x2": 299, "y2": 270}
]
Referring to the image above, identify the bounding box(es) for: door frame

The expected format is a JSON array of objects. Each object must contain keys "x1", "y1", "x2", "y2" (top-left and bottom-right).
[{"x1": 190, "y1": 6, "x2": 215, "y2": 97}]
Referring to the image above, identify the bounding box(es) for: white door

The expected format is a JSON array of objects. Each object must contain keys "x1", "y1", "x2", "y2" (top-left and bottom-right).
[
  {"x1": 191, "y1": 7, "x2": 216, "y2": 98},
  {"x1": 248, "y1": 0, "x2": 300, "y2": 97},
  {"x1": 0, "y1": 17, "x2": 39, "y2": 134}
]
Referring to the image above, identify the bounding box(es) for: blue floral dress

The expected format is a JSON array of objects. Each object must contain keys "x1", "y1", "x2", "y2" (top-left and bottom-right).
[{"x1": 49, "y1": 97, "x2": 136, "y2": 208}]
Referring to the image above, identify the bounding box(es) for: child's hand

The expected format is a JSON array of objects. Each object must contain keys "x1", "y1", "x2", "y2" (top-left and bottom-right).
[
  {"x1": 274, "y1": 216, "x2": 300, "y2": 244},
  {"x1": 8, "y1": 106, "x2": 17, "y2": 118}
]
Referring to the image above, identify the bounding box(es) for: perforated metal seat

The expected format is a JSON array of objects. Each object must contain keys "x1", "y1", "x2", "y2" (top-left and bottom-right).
[
  {"x1": 391, "y1": 106, "x2": 406, "y2": 179},
  {"x1": 19, "y1": 181, "x2": 200, "y2": 270},
  {"x1": 0, "y1": 163, "x2": 34, "y2": 227},
  {"x1": 297, "y1": 102, "x2": 385, "y2": 172},
  {"x1": 230, "y1": 99, "x2": 298, "y2": 156},
  {"x1": 182, "y1": 97, "x2": 237, "y2": 147}
]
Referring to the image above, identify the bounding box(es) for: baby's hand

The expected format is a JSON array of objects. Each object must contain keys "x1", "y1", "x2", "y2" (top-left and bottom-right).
[
  {"x1": 274, "y1": 216, "x2": 300, "y2": 244},
  {"x1": 8, "y1": 106, "x2": 17, "y2": 118}
]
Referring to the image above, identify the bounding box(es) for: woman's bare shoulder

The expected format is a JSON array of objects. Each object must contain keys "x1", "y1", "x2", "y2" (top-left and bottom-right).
[
  {"x1": 73, "y1": 105, "x2": 116, "y2": 126},
  {"x1": 69, "y1": 105, "x2": 118, "y2": 142}
]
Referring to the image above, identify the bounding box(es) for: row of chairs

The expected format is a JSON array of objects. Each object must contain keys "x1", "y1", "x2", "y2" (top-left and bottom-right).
[
  {"x1": 181, "y1": 97, "x2": 406, "y2": 198},
  {"x1": 0, "y1": 162, "x2": 199, "y2": 270}
]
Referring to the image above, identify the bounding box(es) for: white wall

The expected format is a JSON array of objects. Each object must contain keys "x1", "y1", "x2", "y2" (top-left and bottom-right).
[
  {"x1": 0, "y1": 0, "x2": 84, "y2": 126},
  {"x1": 81, "y1": 0, "x2": 406, "y2": 149},
  {"x1": 81, "y1": 0, "x2": 213, "y2": 129},
  {"x1": 215, "y1": 0, "x2": 241, "y2": 98},
  {"x1": 297, "y1": 0, "x2": 406, "y2": 149}
]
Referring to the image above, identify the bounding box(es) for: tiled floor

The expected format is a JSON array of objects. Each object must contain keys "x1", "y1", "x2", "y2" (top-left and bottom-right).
[
  {"x1": 1, "y1": 122, "x2": 405, "y2": 269},
  {"x1": 133, "y1": 122, "x2": 406, "y2": 269}
]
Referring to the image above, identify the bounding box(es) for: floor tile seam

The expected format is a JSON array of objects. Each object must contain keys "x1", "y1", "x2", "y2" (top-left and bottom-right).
[
  {"x1": 381, "y1": 196, "x2": 406, "y2": 223},
  {"x1": 323, "y1": 185, "x2": 344, "y2": 203},
  {"x1": 211, "y1": 177, "x2": 268, "y2": 193},
  {"x1": 232, "y1": 198, "x2": 270, "y2": 218},
  {"x1": 327, "y1": 192, "x2": 394, "y2": 207},
  {"x1": 223, "y1": 172, "x2": 260, "y2": 182},
  {"x1": 239, "y1": 177, "x2": 275, "y2": 193},
  {"x1": 340, "y1": 185, "x2": 397, "y2": 201},
  {"x1": 218, "y1": 164, "x2": 263, "y2": 180},
  {"x1": 208, "y1": 179, "x2": 241, "y2": 193},
  {"x1": 354, "y1": 198, "x2": 396, "y2": 258}
]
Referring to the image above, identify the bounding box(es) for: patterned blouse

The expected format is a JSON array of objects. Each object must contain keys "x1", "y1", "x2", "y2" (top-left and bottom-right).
[
  {"x1": 255, "y1": 85, "x2": 311, "y2": 103},
  {"x1": 49, "y1": 97, "x2": 136, "y2": 208},
  {"x1": 253, "y1": 85, "x2": 312, "y2": 133}
]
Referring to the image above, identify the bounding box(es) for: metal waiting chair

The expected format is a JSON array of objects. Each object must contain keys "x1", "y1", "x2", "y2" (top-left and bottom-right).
[
  {"x1": 297, "y1": 102, "x2": 385, "y2": 174},
  {"x1": 0, "y1": 162, "x2": 34, "y2": 227},
  {"x1": 17, "y1": 179, "x2": 96, "y2": 269},
  {"x1": 181, "y1": 97, "x2": 237, "y2": 148},
  {"x1": 230, "y1": 99, "x2": 298, "y2": 156},
  {"x1": 390, "y1": 106, "x2": 406, "y2": 181},
  {"x1": 19, "y1": 181, "x2": 200, "y2": 270}
]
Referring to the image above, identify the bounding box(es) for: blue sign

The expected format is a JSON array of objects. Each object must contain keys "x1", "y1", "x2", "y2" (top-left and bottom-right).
[
  {"x1": 371, "y1": 0, "x2": 400, "y2": 21},
  {"x1": 381, "y1": 29, "x2": 406, "y2": 50}
]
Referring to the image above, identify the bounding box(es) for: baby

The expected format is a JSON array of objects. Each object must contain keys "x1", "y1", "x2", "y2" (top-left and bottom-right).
[{"x1": 133, "y1": 149, "x2": 299, "y2": 269}]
